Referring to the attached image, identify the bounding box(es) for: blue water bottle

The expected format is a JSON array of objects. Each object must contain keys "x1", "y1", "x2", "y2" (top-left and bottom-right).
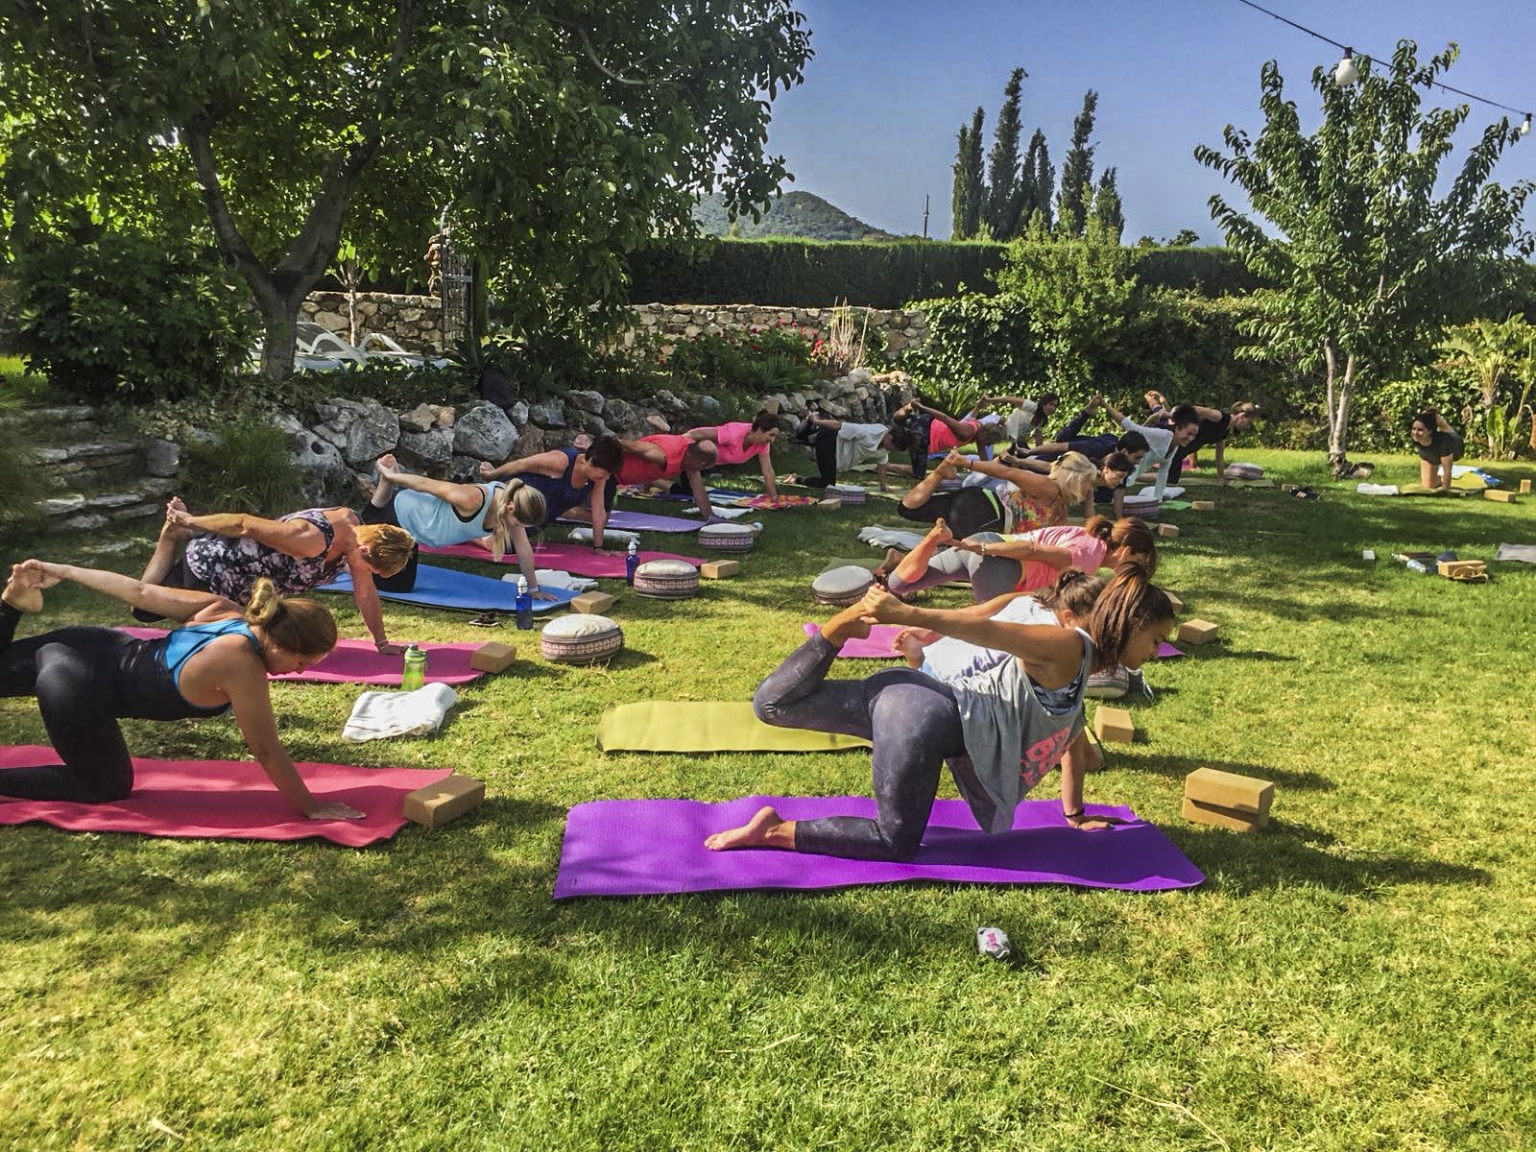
[
  {"x1": 515, "y1": 576, "x2": 534, "y2": 629},
  {"x1": 625, "y1": 539, "x2": 640, "y2": 586}
]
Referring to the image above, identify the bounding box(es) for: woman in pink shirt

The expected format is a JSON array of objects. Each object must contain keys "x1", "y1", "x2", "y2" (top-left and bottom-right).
[{"x1": 685, "y1": 411, "x2": 783, "y2": 501}]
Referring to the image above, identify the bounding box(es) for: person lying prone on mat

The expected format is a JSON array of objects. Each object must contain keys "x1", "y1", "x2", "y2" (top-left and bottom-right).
[
  {"x1": 368, "y1": 454, "x2": 553, "y2": 596},
  {"x1": 884, "y1": 514, "x2": 1158, "y2": 603},
  {"x1": 135, "y1": 498, "x2": 415, "y2": 653},
  {"x1": 479, "y1": 436, "x2": 623, "y2": 555},
  {"x1": 0, "y1": 563, "x2": 363, "y2": 819},
  {"x1": 704, "y1": 564, "x2": 1173, "y2": 860},
  {"x1": 684, "y1": 410, "x2": 784, "y2": 502}
]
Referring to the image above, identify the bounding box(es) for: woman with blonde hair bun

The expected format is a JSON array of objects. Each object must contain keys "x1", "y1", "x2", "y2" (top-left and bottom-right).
[
  {"x1": 137, "y1": 498, "x2": 415, "y2": 652},
  {"x1": 367, "y1": 454, "x2": 553, "y2": 597},
  {"x1": 0, "y1": 563, "x2": 362, "y2": 819}
]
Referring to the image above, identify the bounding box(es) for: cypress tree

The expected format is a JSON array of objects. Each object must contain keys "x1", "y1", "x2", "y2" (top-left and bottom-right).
[
  {"x1": 950, "y1": 107, "x2": 986, "y2": 238},
  {"x1": 985, "y1": 68, "x2": 1027, "y2": 240},
  {"x1": 1022, "y1": 129, "x2": 1054, "y2": 235},
  {"x1": 1091, "y1": 167, "x2": 1124, "y2": 242},
  {"x1": 1054, "y1": 89, "x2": 1099, "y2": 238}
]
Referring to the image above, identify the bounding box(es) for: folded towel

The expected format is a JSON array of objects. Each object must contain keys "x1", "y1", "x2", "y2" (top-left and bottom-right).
[
  {"x1": 858, "y1": 525, "x2": 927, "y2": 551},
  {"x1": 343, "y1": 682, "x2": 459, "y2": 742},
  {"x1": 568, "y1": 526, "x2": 641, "y2": 547},
  {"x1": 500, "y1": 568, "x2": 598, "y2": 592},
  {"x1": 1357, "y1": 482, "x2": 1400, "y2": 496},
  {"x1": 683, "y1": 505, "x2": 754, "y2": 519}
]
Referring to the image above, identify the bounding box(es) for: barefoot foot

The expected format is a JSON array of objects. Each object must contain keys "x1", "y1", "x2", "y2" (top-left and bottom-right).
[
  {"x1": 820, "y1": 601, "x2": 875, "y2": 646},
  {"x1": 3, "y1": 565, "x2": 42, "y2": 614},
  {"x1": 704, "y1": 805, "x2": 793, "y2": 851}
]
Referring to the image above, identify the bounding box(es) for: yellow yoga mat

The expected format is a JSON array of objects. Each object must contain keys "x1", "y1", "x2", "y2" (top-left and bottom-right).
[{"x1": 595, "y1": 702, "x2": 871, "y2": 753}]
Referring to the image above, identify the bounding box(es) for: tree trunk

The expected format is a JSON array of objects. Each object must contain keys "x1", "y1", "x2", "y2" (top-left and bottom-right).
[
  {"x1": 256, "y1": 294, "x2": 305, "y2": 381},
  {"x1": 1324, "y1": 342, "x2": 1359, "y2": 477}
]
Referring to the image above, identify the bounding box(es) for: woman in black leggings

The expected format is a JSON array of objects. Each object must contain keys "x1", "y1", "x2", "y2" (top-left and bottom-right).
[
  {"x1": 0, "y1": 561, "x2": 363, "y2": 819},
  {"x1": 706, "y1": 565, "x2": 1173, "y2": 860}
]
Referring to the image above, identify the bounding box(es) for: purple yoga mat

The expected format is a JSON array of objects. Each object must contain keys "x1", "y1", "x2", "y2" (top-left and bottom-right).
[
  {"x1": 553, "y1": 796, "x2": 1203, "y2": 898},
  {"x1": 422, "y1": 541, "x2": 703, "y2": 576},
  {"x1": 559, "y1": 509, "x2": 705, "y2": 533},
  {"x1": 119, "y1": 629, "x2": 487, "y2": 684},
  {"x1": 802, "y1": 622, "x2": 903, "y2": 658}
]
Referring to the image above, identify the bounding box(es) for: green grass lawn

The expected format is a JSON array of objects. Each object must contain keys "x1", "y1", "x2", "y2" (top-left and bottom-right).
[{"x1": 2, "y1": 447, "x2": 1535, "y2": 1150}]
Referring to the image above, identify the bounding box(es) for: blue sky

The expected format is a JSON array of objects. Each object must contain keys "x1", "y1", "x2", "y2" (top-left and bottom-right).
[{"x1": 763, "y1": 0, "x2": 1536, "y2": 241}]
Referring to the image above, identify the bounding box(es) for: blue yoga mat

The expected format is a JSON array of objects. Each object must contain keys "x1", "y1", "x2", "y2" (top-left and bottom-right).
[{"x1": 318, "y1": 564, "x2": 577, "y2": 612}]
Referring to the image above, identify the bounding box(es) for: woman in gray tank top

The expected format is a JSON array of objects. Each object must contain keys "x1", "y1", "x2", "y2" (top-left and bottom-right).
[{"x1": 706, "y1": 565, "x2": 1174, "y2": 861}]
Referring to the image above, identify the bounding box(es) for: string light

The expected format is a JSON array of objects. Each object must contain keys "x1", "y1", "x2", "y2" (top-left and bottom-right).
[{"x1": 1232, "y1": 0, "x2": 1530, "y2": 131}]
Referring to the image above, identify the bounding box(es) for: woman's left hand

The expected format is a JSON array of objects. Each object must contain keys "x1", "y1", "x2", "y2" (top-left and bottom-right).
[
  {"x1": 859, "y1": 584, "x2": 906, "y2": 623},
  {"x1": 309, "y1": 801, "x2": 366, "y2": 821},
  {"x1": 532, "y1": 589, "x2": 559, "y2": 601},
  {"x1": 374, "y1": 640, "x2": 406, "y2": 655}
]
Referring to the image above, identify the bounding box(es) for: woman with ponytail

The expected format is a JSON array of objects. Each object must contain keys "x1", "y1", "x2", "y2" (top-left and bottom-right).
[
  {"x1": 137, "y1": 498, "x2": 415, "y2": 653},
  {"x1": 0, "y1": 563, "x2": 361, "y2": 819},
  {"x1": 886, "y1": 514, "x2": 1157, "y2": 604},
  {"x1": 706, "y1": 564, "x2": 1173, "y2": 860},
  {"x1": 368, "y1": 454, "x2": 551, "y2": 595},
  {"x1": 479, "y1": 435, "x2": 624, "y2": 554}
]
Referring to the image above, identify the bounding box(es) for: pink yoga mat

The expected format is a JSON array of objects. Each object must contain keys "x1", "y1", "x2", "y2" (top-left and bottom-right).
[
  {"x1": 801, "y1": 624, "x2": 1186, "y2": 661},
  {"x1": 120, "y1": 629, "x2": 488, "y2": 685},
  {"x1": 0, "y1": 745, "x2": 451, "y2": 846},
  {"x1": 422, "y1": 541, "x2": 703, "y2": 577}
]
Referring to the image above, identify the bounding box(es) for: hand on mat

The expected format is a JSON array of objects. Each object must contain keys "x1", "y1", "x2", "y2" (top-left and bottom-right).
[
  {"x1": 309, "y1": 801, "x2": 366, "y2": 820},
  {"x1": 531, "y1": 589, "x2": 560, "y2": 601},
  {"x1": 1068, "y1": 812, "x2": 1128, "y2": 832},
  {"x1": 374, "y1": 640, "x2": 406, "y2": 655}
]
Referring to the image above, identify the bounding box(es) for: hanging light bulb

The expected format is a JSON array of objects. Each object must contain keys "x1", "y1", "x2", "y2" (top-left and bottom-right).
[
  {"x1": 1334, "y1": 47, "x2": 1358, "y2": 87},
  {"x1": 1522, "y1": 113, "x2": 1532, "y2": 137}
]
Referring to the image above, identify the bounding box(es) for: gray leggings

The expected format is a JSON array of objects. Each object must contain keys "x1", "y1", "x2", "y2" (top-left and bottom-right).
[
  {"x1": 885, "y1": 532, "x2": 1022, "y2": 604},
  {"x1": 753, "y1": 633, "x2": 968, "y2": 861}
]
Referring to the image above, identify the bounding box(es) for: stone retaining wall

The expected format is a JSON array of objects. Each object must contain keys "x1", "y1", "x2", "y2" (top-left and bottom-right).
[{"x1": 302, "y1": 292, "x2": 444, "y2": 353}]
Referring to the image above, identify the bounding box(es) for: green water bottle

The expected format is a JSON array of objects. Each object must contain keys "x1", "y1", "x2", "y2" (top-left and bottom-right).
[{"x1": 401, "y1": 643, "x2": 427, "y2": 691}]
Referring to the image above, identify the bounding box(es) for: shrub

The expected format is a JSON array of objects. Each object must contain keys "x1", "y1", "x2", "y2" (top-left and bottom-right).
[
  {"x1": 901, "y1": 291, "x2": 1041, "y2": 396},
  {"x1": 13, "y1": 232, "x2": 255, "y2": 403},
  {"x1": 181, "y1": 417, "x2": 306, "y2": 514}
]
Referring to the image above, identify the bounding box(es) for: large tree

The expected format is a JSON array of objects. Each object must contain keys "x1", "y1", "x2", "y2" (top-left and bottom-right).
[
  {"x1": 0, "y1": 1, "x2": 812, "y2": 379},
  {"x1": 1021, "y1": 128, "x2": 1053, "y2": 234},
  {"x1": 951, "y1": 107, "x2": 986, "y2": 240},
  {"x1": 1196, "y1": 42, "x2": 1532, "y2": 474},
  {"x1": 1090, "y1": 167, "x2": 1123, "y2": 242},
  {"x1": 1054, "y1": 90, "x2": 1098, "y2": 239},
  {"x1": 985, "y1": 68, "x2": 1027, "y2": 240}
]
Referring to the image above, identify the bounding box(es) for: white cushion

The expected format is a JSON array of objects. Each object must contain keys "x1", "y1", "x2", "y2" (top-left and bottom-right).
[
  {"x1": 567, "y1": 527, "x2": 640, "y2": 547},
  {"x1": 828, "y1": 484, "x2": 865, "y2": 495},
  {"x1": 812, "y1": 565, "x2": 875, "y2": 598},
  {"x1": 699, "y1": 522, "x2": 754, "y2": 537},
  {"x1": 636, "y1": 559, "x2": 698, "y2": 578},
  {"x1": 542, "y1": 613, "x2": 621, "y2": 639}
]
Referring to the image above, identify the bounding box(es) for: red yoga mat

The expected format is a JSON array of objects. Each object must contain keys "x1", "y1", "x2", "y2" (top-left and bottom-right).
[
  {"x1": 0, "y1": 745, "x2": 451, "y2": 846},
  {"x1": 119, "y1": 629, "x2": 489, "y2": 685},
  {"x1": 422, "y1": 540, "x2": 703, "y2": 577}
]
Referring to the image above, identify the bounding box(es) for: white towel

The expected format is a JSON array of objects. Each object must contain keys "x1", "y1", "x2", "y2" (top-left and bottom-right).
[
  {"x1": 858, "y1": 525, "x2": 927, "y2": 551},
  {"x1": 567, "y1": 526, "x2": 640, "y2": 547},
  {"x1": 501, "y1": 568, "x2": 597, "y2": 592},
  {"x1": 684, "y1": 505, "x2": 753, "y2": 519},
  {"x1": 342, "y1": 682, "x2": 459, "y2": 743},
  {"x1": 1130, "y1": 485, "x2": 1185, "y2": 502},
  {"x1": 1356, "y1": 482, "x2": 1400, "y2": 496}
]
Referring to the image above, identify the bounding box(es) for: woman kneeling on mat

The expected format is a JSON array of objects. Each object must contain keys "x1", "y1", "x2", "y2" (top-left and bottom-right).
[
  {"x1": 137, "y1": 499, "x2": 415, "y2": 653},
  {"x1": 0, "y1": 563, "x2": 362, "y2": 819},
  {"x1": 705, "y1": 564, "x2": 1173, "y2": 860},
  {"x1": 886, "y1": 514, "x2": 1158, "y2": 603},
  {"x1": 1409, "y1": 409, "x2": 1464, "y2": 491},
  {"x1": 369, "y1": 454, "x2": 549, "y2": 595}
]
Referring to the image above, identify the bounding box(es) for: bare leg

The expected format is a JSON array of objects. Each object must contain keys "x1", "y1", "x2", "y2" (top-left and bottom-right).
[
  {"x1": 371, "y1": 455, "x2": 400, "y2": 508},
  {"x1": 704, "y1": 805, "x2": 797, "y2": 851},
  {"x1": 139, "y1": 498, "x2": 194, "y2": 587},
  {"x1": 892, "y1": 519, "x2": 953, "y2": 587},
  {"x1": 900, "y1": 452, "x2": 958, "y2": 512}
]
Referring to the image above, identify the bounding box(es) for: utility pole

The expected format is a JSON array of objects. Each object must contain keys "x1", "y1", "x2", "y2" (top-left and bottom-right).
[{"x1": 922, "y1": 194, "x2": 930, "y2": 239}]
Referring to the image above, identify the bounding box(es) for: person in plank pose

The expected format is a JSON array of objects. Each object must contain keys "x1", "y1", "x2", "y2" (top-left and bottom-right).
[
  {"x1": 705, "y1": 564, "x2": 1173, "y2": 860},
  {"x1": 479, "y1": 436, "x2": 625, "y2": 557},
  {"x1": 684, "y1": 411, "x2": 785, "y2": 502},
  {"x1": 0, "y1": 561, "x2": 362, "y2": 819}
]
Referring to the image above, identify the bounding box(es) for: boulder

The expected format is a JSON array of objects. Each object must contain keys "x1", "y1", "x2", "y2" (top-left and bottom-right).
[
  {"x1": 313, "y1": 397, "x2": 400, "y2": 466},
  {"x1": 564, "y1": 389, "x2": 606, "y2": 415},
  {"x1": 507, "y1": 399, "x2": 529, "y2": 427},
  {"x1": 278, "y1": 415, "x2": 357, "y2": 506},
  {"x1": 145, "y1": 439, "x2": 181, "y2": 477},
  {"x1": 649, "y1": 389, "x2": 688, "y2": 417},
  {"x1": 696, "y1": 394, "x2": 722, "y2": 416},
  {"x1": 601, "y1": 398, "x2": 648, "y2": 438},
  {"x1": 446, "y1": 455, "x2": 488, "y2": 484},
  {"x1": 528, "y1": 399, "x2": 566, "y2": 429},
  {"x1": 398, "y1": 427, "x2": 455, "y2": 470},
  {"x1": 400, "y1": 403, "x2": 436, "y2": 434},
  {"x1": 453, "y1": 403, "x2": 518, "y2": 462}
]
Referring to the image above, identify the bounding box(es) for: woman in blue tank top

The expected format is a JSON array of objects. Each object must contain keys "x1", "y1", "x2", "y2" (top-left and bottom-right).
[
  {"x1": 0, "y1": 560, "x2": 364, "y2": 820},
  {"x1": 480, "y1": 435, "x2": 626, "y2": 555}
]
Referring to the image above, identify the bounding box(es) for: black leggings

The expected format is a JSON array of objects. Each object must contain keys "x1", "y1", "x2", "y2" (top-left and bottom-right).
[
  {"x1": 897, "y1": 486, "x2": 1003, "y2": 539},
  {"x1": 753, "y1": 634, "x2": 968, "y2": 861},
  {"x1": 0, "y1": 605, "x2": 211, "y2": 802},
  {"x1": 804, "y1": 427, "x2": 841, "y2": 488}
]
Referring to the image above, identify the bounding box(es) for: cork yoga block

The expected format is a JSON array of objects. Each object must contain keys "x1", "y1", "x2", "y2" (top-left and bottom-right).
[
  {"x1": 1483, "y1": 489, "x2": 1517, "y2": 503},
  {"x1": 404, "y1": 774, "x2": 486, "y2": 828},
  {"x1": 1092, "y1": 705, "x2": 1135, "y2": 744},
  {"x1": 700, "y1": 559, "x2": 740, "y2": 579},
  {"x1": 469, "y1": 641, "x2": 517, "y2": 673},
  {"x1": 1190, "y1": 500, "x2": 1216, "y2": 511},
  {"x1": 1183, "y1": 767, "x2": 1273, "y2": 831},
  {"x1": 571, "y1": 591, "x2": 617, "y2": 614},
  {"x1": 1520, "y1": 479, "x2": 1532, "y2": 495},
  {"x1": 1164, "y1": 591, "x2": 1185, "y2": 615},
  {"x1": 1177, "y1": 619, "x2": 1219, "y2": 645},
  {"x1": 1157, "y1": 523, "x2": 1180, "y2": 539}
]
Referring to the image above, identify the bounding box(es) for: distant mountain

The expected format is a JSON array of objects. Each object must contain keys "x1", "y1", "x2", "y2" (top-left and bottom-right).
[{"x1": 693, "y1": 190, "x2": 896, "y2": 242}]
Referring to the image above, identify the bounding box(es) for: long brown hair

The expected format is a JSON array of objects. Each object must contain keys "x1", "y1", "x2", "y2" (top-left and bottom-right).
[
  {"x1": 246, "y1": 578, "x2": 338, "y2": 659},
  {"x1": 1085, "y1": 563, "x2": 1173, "y2": 673},
  {"x1": 1084, "y1": 515, "x2": 1158, "y2": 577},
  {"x1": 1032, "y1": 568, "x2": 1105, "y2": 620}
]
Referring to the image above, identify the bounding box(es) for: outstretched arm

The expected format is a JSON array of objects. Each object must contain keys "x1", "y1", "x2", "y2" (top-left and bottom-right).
[
  {"x1": 344, "y1": 559, "x2": 399, "y2": 652},
  {"x1": 758, "y1": 451, "x2": 779, "y2": 502},
  {"x1": 618, "y1": 439, "x2": 668, "y2": 468},
  {"x1": 21, "y1": 560, "x2": 240, "y2": 623},
  {"x1": 958, "y1": 454, "x2": 1060, "y2": 503},
  {"x1": 973, "y1": 536, "x2": 1074, "y2": 571},
  {"x1": 224, "y1": 670, "x2": 363, "y2": 820},
  {"x1": 167, "y1": 509, "x2": 327, "y2": 559},
  {"x1": 481, "y1": 449, "x2": 567, "y2": 482}
]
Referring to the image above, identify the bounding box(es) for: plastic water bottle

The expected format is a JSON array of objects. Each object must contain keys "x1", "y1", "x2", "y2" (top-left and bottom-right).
[
  {"x1": 976, "y1": 926, "x2": 1013, "y2": 961},
  {"x1": 1405, "y1": 559, "x2": 1430, "y2": 574},
  {"x1": 515, "y1": 577, "x2": 534, "y2": 630},
  {"x1": 401, "y1": 643, "x2": 427, "y2": 691},
  {"x1": 625, "y1": 539, "x2": 640, "y2": 586}
]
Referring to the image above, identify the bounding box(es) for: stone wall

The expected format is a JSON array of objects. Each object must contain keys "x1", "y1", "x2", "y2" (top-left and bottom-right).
[{"x1": 302, "y1": 292, "x2": 444, "y2": 353}]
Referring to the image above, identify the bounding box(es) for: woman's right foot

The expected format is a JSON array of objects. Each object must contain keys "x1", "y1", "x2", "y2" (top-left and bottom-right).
[
  {"x1": 705, "y1": 806, "x2": 790, "y2": 851},
  {"x1": 3, "y1": 566, "x2": 42, "y2": 614}
]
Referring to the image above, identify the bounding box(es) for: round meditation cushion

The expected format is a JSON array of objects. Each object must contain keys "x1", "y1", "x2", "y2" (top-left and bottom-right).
[
  {"x1": 811, "y1": 564, "x2": 875, "y2": 606},
  {"x1": 699, "y1": 521, "x2": 756, "y2": 552},
  {"x1": 1121, "y1": 493, "x2": 1160, "y2": 519},
  {"x1": 827, "y1": 484, "x2": 867, "y2": 505},
  {"x1": 1224, "y1": 462, "x2": 1264, "y2": 481},
  {"x1": 540, "y1": 613, "x2": 624, "y2": 665},
  {"x1": 633, "y1": 558, "x2": 700, "y2": 600},
  {"x1": 1084, "y1": 665, "x2": 1131, "y2": 700}
]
